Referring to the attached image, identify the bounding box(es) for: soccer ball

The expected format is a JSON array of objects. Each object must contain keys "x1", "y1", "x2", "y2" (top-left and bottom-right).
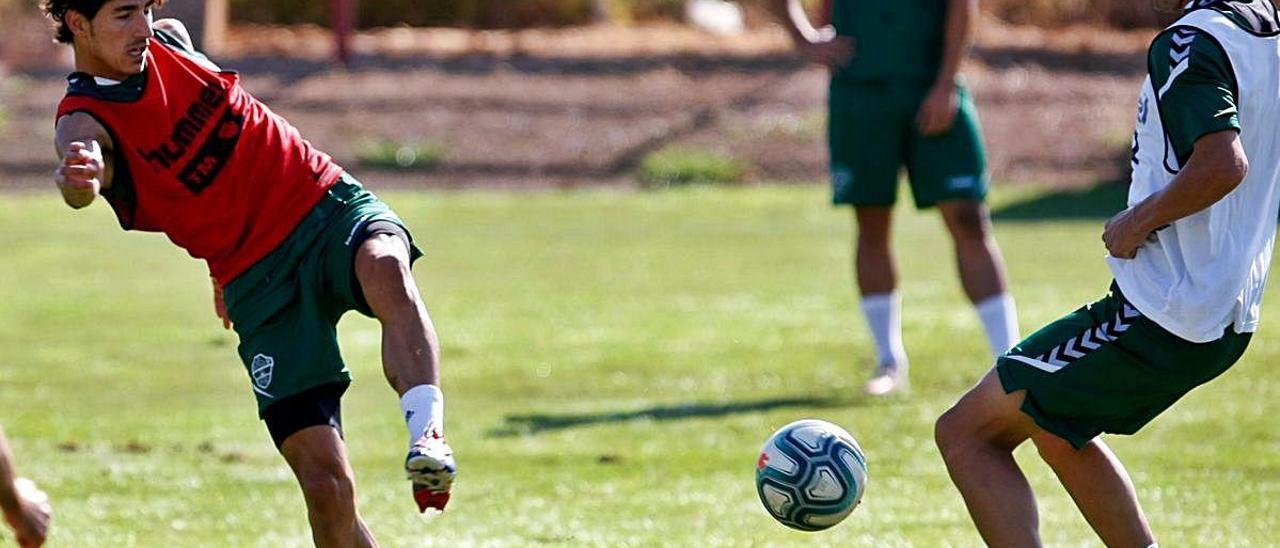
[{"x1": 755, "y1": 419, "x2": 868, "y2": 531}]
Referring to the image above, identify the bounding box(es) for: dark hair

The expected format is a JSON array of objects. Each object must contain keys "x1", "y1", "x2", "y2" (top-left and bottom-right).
[{"x1": 43, "y1": 0, "x2": 167, "y2": 44}]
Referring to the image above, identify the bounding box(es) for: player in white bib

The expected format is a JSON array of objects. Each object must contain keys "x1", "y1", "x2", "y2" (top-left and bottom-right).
[{"x1": 934, "y1": 0, "x2": 1280, "y2": 544}]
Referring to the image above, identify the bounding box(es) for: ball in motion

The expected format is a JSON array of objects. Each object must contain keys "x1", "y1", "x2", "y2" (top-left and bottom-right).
[{"x1": 755, "y1": 419, "x2": 867, "y2": 531}]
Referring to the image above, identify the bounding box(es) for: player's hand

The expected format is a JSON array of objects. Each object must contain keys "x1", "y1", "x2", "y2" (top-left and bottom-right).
[
  {"x1": 56, "y1": 141, "x2": 104, "y2": 200},
  {"x1": 4, "y1": 478, "x2": 51, "y2": 548},
  {"x1": 916, "y1": 82, "x2": 959, "y2": 137},
  {"x1": 797, "y1": 27, "x2": 854, "y2": 68},
  {"x1": 1102, "y1": 206, "x2": 1156, "y2": 259},
  {"x1": 212, "y1": 278, "x2": 232, "y2": 330}
]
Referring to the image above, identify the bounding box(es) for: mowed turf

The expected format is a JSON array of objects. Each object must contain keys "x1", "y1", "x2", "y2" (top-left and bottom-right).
[{"x1": 1, "y1": 185, "x2": 1278, "y2": 546}]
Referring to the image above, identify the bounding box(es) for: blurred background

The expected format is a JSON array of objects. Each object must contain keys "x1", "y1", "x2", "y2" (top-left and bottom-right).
[{"x1": 0, "y1": 0, "x2": 1160, "y2": 193}]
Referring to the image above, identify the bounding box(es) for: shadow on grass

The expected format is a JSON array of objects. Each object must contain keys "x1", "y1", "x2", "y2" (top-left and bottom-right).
[
  {"x1": 489, "y1": 395, "x2": 873, "y2": 437},
  {"x1": 992, "y1": 181, "x2": 1129, "y2": 222}
]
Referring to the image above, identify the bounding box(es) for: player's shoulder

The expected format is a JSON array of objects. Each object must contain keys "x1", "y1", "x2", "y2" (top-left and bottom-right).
[
  {"x1": 1183, "y1": 0, "x2": 1280, "y2": 37},
  {"x1": 151, "y1": 19, "x2": 222, "y2": 72},
  {"x1": 153, "y1": 18, "x2": 196, "y2": 53},
  {"x1": 1148, "y1": 25, "x2": 1231, "y2": 74}
]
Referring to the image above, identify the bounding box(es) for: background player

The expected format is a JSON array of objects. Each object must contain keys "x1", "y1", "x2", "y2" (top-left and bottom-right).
[
  {"x1": 46, "y1": 0, "x2": 454, "y2": 545},
  {"x1": 935, "y1": 0, "x2": 1280, "y2": 544},
  {"x1": 770, "y1": 0, "x2": 1019, "y2": 396}
]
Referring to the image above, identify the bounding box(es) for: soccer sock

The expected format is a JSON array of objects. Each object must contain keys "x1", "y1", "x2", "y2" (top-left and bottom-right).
[
  {"x1": 860, "y1": 292, "x2": 907, "y2": 368},
  {"x1": 975, "y1": 293, "x2": 1019, "y2": 357},
  {"x1": 400, "y1": 384, "x2": 444, "y2": 447}
]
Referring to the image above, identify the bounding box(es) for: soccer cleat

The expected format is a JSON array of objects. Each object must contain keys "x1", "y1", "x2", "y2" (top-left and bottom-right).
[
  {"x1": 406, "y1": 431, "x2": 455, "y2": 513},
  {"x1": 863, "y1": 363, "x2": 909, "y2": 396}
]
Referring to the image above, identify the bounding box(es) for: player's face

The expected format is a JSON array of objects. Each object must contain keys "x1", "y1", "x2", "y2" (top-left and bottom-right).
[{"x1": 76, "y1": 0, "x2": 156, "y2": 79}]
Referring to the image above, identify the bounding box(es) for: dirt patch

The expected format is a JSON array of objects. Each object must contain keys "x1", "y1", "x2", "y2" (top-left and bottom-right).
[{"x1": 0, "y1": 20, "x2": 1153, "y2": 191}]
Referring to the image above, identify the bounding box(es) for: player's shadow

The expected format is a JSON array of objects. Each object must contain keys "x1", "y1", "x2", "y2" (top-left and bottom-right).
[
  {"x1": 488, "y1": 395, "x2": 865, "y2": 437},
  {"x1": 992, "y1": 180, "x2": 1129, "y2": 222}
]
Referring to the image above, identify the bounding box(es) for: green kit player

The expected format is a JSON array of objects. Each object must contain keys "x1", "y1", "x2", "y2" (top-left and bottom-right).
[
  {"x1": 771, "y1": 0, "x2": 1019, "y2": 396},
  {"x1": 936, "y1": 0, "x2": 1280, "y2": 545}
]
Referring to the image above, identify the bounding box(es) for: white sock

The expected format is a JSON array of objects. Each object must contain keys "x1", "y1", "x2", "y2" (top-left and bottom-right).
[
  {"x1": 976, "y1": 293, "x2": 1019, "y2": 357},
  {"x1": 400, "y1": 384, "x2": 444, "y2": 447},
  {"x1": 860, "y1": 292, "x2": 907, "y2": 368}
]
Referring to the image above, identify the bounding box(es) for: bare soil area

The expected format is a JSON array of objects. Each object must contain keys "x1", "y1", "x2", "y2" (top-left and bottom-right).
[{"x1": 0, "y1": 18, "x2": 1154, "y2": 191}]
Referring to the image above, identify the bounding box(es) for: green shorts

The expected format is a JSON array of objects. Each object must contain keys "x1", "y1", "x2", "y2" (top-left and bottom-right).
[
  {"x1": 828, "y1": 80, "x2": 987, "y2": 209},
  {"x1": 223, "y1": 174, "x2": 423, "y2": 416},
  {"x1": 996, "y1": 284, "x2": 1251, "y2": 449}
]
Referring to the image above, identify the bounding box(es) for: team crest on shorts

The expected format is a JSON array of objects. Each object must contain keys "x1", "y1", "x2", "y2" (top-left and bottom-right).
[{"x1": 251, "y1": 354, "x2": 275, "y2": 390}]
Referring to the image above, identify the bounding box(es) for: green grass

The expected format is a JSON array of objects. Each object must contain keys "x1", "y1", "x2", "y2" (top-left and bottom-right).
[
  {"x1": 355, "y1": 139, "x2": 448, "y2": 171},
  {"x1": 1, "y1": 184, "x2": 1278, "y2": 546},
  {"x1": 638, "y1": 147, "x2": 749, "y2": 188}
]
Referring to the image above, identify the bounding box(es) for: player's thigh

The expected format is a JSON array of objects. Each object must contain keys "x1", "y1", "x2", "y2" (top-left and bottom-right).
[
  {"x1": 829, "y1": 81, "x2": 907, "y2": 207},
  {"x1": 938, "y1": 368, "x2": 1039, "y2": 451},
  {"x1": 316, "y1": 180, "x2": 423, "y2": 319},
  {"x1": 905, "y1": 85, "x2": 988, "y2": 209}
]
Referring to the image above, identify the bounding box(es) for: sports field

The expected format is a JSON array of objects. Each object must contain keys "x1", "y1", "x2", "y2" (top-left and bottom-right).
[{"x1": 1, "y1": 184, "x2": 1277, "y2": 546}]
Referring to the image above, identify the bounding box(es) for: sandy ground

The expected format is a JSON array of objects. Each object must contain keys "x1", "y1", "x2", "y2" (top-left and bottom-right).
[{"x1": 0, "y1": 19, "x2": 1154, "y2": 191}]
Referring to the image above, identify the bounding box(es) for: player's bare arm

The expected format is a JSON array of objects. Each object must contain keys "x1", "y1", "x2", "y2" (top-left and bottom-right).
[
  {"x1": 770, "y1": 0, "x2": 853, "y2": 67},
  {"x1": 917, "y1": 0, "x2": 976, "y2": 136},
  {"x1": 0, "y1": 427, "x2": 51, "y2": 548},
  {"x1": 53, "y1": 111, "x2": 114, "y2": 209},
  {"x1": 1104, "y1": 130, "x2": 1248, "y2": 259}
]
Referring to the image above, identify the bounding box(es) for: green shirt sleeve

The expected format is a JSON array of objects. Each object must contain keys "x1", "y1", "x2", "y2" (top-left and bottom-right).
[{"x1": 1148, "y1": 26, "x2": 1240, "y2": 165}]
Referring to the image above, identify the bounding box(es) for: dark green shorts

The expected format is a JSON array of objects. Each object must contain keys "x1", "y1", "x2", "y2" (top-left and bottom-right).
[
  {"x1": 828, "y1": 80, "x2": 987, "y2": 209},
  {"x1": 223, "y1": 174, "x2": 423, "y2": 416},
  {"x1": 996, "y1": 284, "x2": 1251, "y2": 449}
]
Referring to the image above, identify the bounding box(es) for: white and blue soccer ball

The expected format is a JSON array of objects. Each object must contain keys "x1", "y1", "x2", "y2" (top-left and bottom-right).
[{"x1": 755, "y1": 419, "x2": 868, "y2": 531}]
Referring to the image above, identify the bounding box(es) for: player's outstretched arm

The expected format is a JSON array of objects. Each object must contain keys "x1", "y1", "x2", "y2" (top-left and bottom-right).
[
  {"x1": 53, "y1": 112, "x2": 113, "y2": 209},
  {"x1": 1103, "y1": 130, "x2": 1247, "y2": 259},
  {"x1": 768, "y1": 0, "x2": 853, "y2": 67},
  {"x1": 0, "y1": 427, "x2": 52, "y2": 548}
]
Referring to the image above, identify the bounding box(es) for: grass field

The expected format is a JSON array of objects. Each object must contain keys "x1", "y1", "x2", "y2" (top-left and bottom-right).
[{"x1": 1, "y1": 184, "x2": 1278, "y2": 546}]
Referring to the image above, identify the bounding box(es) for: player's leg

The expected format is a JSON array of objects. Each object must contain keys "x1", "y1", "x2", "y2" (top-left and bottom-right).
[
  {"x1": 935, "y1": 369, "x2": 1042, "y2": 546},
  {"x1": 829, "y1": 80, "x2": 911, "y2": 394},
  {"x1": 907, "y1": 84, "x2": 1018, "y2": 357},
  {"x1": 352, "y1": 228, "x2": 454, "y2": 511},
  {"x1": 936, "y1": 199, "x2": 1018, "y2": 356},
  {"x1": 354, "y1": 231, "x2": 439, "y2": 393},
  {"x1": 1031, "y1": 432, "x2": 1154, "y2": 545},
  {"x1": 853, "y1": 206, "x2": 909, "y2": 394},
  {"x1": 278, "y1": 425, "x2": 377, "y2": 548}
]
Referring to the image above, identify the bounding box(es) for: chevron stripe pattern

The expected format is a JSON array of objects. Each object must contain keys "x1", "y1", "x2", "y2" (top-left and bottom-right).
[
  {"x1": 1035, "y1": 304, "x2": 1141, "y2": 369},
  {"x1": 1170, "y1": 28, "x2": 1197, "y2": 66}
]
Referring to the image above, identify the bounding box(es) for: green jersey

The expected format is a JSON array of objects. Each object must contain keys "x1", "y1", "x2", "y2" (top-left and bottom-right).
[{"x1": 829, "y1": 0, "x2": 946, "y2": 82}]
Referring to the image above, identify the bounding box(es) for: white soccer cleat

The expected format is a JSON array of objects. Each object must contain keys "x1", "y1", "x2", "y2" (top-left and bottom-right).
[
  {"x1": 863, "y1": 363, "x2": 909, "y2": 396},
  {"x1": 406, "y1": 431, "x2": 455, "y2": 513}
]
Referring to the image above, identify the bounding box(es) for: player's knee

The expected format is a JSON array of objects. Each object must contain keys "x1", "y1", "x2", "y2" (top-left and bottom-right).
[
  {"x1": 934, "y1": 406, "x2": 970, "y2": 461},
  {"x1": 356, "y1": 238, "x2": 414, "y2": 301},
  {"x1": 942, "y1": 203, "x2": 990, "y2": 243},
  {"x1": 1031, "y1": 431, "x2": 1078, "y2": 467},
  {"x1": 297, "y1": 464, "x2": 356, "y2": 511}
]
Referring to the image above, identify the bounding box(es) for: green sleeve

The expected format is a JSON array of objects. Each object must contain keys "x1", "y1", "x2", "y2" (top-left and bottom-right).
[{"x1": 1148, "y1": 26, "x2": 1240, "y2": 165}]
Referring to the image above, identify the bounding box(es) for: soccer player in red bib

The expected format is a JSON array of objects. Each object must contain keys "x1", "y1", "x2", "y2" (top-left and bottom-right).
[{"x1": 46, "y1": 1, "x2": 455, "y2": 544}]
